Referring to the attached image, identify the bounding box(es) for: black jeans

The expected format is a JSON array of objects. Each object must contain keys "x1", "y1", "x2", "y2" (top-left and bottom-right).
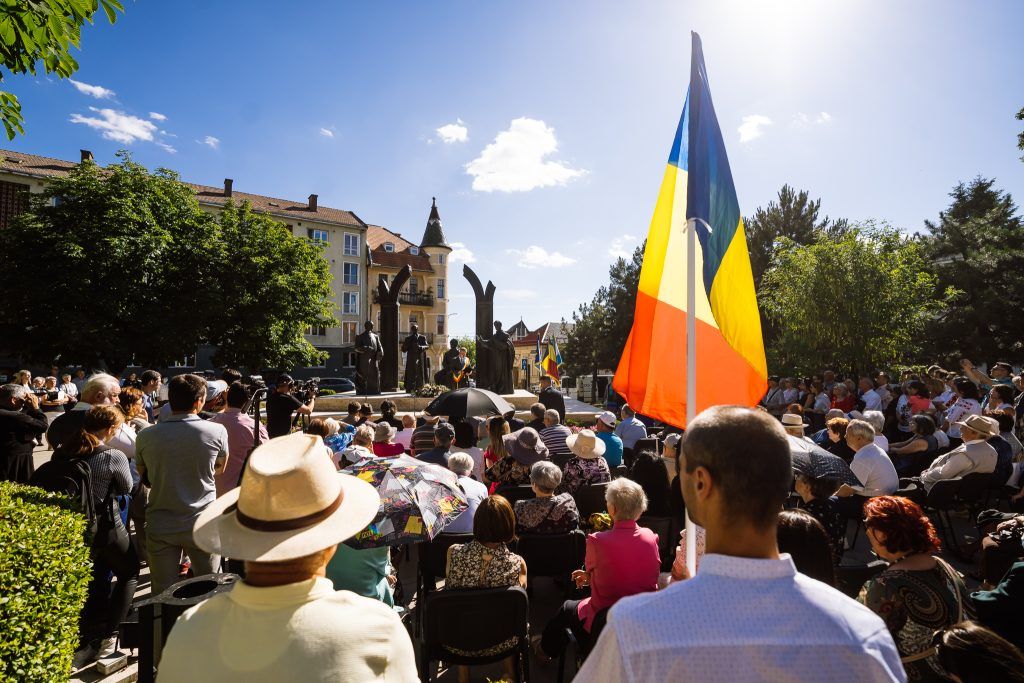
[
  {"x1": 82, "y1": 540, "x2": 140, "y2": 643},
  {"x1": 540, "y1": 600, "x2": 589, "y2": 659}
]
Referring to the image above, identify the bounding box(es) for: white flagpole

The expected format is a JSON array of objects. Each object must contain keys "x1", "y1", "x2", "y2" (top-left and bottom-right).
[{"x1": 685, "y1": 217, "x2": 697, "y2": 576}]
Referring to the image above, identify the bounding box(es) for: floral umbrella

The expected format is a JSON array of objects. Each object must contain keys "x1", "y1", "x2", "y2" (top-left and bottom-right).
[{"x1": 341, "y1": 455, "x2": 468, "y2": 548}]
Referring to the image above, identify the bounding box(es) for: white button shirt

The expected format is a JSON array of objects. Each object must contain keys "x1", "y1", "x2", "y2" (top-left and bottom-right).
[
  {"x1": 574, "y1": 553, "x2": 906, "y2": 683},
  {"x1": 849, "y1": 443, "x2": 899, "y2": 497}
]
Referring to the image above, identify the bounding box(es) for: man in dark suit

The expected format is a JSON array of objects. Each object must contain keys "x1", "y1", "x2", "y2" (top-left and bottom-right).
[
  {"x1": 0, "y1": 384, "x2": 48, "y2": 483},
  {"x1": 538, "y1": 375, "x2": 566, "y2": 422}
]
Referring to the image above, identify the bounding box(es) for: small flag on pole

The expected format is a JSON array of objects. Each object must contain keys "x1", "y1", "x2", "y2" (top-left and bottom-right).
[
  {"x1": 613, "y1": 32, "x2": 767, "y2": 429},
  {"x1": 540, "y1": 340, "x2": 563, "y2": 385}
]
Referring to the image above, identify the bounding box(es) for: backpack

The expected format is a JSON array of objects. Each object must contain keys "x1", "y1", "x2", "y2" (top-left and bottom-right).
[{"x1": 29, "y1": 455, "x2": 97, "y2": 539}]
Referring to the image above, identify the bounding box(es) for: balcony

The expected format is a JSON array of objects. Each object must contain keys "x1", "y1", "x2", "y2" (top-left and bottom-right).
[{"x1": 373, "y1": 290, "x2": 435, "y2": 307}]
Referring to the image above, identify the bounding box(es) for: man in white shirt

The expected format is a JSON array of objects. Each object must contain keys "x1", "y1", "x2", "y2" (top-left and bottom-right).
[
  {"x1": 859, "y1": 377, "x2": 883, "y2": 412},
  {"x1": 835, "y1": 419, "x2": 900, "y2": 520},
  {"x1": 919, "y1": 414, "x2": 998, "y2": 493},
  {"x1": 575, "y1": 406, "x2": 905, "y2": 683},
  {"x1": 874, "y1": 373, "x2": 893, "y2": 410}
]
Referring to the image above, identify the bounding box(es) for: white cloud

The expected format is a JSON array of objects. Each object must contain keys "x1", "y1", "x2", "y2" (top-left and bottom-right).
[
  {"x1": 149, "y1": 111, "x2": 167, "y2": 121},
  {"x1": 319, "y1": 127, "x2": 335, "y2": 138},
  {"x1": 817, "y1": 111, "x2": 832, "y2": 124},
  {"x1": 448, "y1": 241, "x2": 475, "y2": 264},
  {"x1": 466, "y1": 117, "x2": 585, "y2": 192},
  {"x1": 436, "y1": 119, "x2": 468, "y2": 144},
  {"x1": 68, "y1": 79, "x2": 115, "y2": 99},
  {"x1": 155, "y1": 141, "x2": 177, "y2": 154},
  {"x1": 738, "y1": 114, "x2": 773, "y2": 143},
  {"x1": 197, "y1": 135, "x2": 220, "y2": 149},
  {"x1": 794, "y1": 111, "x2": 833, "y2": 127},
  {"x1": 506, "y1": 245, "x2": 577, "y2": 269},
  {"x1": 503, "y1": 288, "x2": 538, "y2": 301},
  {"x1": 69, "y1": 107, "x2": 157, "y2": 143},
  {"x1": 608, "y1": 234, "x2": 639, "y2": 260}
]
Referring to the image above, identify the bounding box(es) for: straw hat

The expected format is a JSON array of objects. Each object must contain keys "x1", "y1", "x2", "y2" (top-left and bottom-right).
[
  {"x1": 503, "y1": 427, "x2": 549, "y2": 466},
  {"x1": 566, "y1": 429, "x2": 606, "y2": 459},
  {"x1": 781, "y1": 413, "x2": 809, "y2": 429},
  {"x1": 193, "y1": 432, "x2": 380, "y2": 562},
  {"x1": 954, "y1": 414, "x2": 999, "y2": 439}
]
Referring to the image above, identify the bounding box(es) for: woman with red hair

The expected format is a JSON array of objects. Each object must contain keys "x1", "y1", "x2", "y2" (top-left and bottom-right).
[{"x1": 860, "y1": 496, "x2": 974, "y2": 682}]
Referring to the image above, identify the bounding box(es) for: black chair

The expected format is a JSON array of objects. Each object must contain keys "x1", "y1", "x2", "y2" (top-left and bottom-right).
[
  {"x1": 634, "y1": 437, "x2": 659, "y2": 454},
  {"x1": 416, "y1": 532, "x2": 473, "y2": 635},
  {"x1": 638, "y1": 515, "x2": 676, "y2": 571},
  {"x1": 573, "y1": 482, "x2": 610, "y2": 527},
  {"x1": 513, "y1": 530, "x2": 586, "y2": 596},
  {"x1": 924, "y1": 479, "x2": 962, "y2": 554},
  {"x1": 836, "y1": 561, "x2": 887, "y2": 598},
  {"x1": 611, "y1": 464, "x2": 628, "y2": 479},
  {"x1": 956, "y1": 472, "x2": 994, "y2": 518},
  {"x1": 496, "y1": 484, "x2": 536, "y2": 506},
  {"x1": 551, "y1": 452, "x2": 573, "y2": 469},
  {"x1": 419, "y1": 586, "x2": 530, "y2": 682}
]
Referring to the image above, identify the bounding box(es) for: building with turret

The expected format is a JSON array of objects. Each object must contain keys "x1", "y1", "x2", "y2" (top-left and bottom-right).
[{"x1": 366, "y1": 198, "x2": 452, "y2": 377}]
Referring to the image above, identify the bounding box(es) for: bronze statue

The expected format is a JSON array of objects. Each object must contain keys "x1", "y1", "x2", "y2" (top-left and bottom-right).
[
  {"x1": 377, "y1": 266, "x2": 412, "y2": 392},
  {"x1": 354, "y1": 320, "x2": 383, "y2": 395},
  {"x1": 463, "y1": 265, "x2": 495, "y2": 390},
  {"x1": 436, "y1": 338, "x2": 472, "y2": 389},
  {"x1": 478, "y1": 320, "x2": 515, "y2": 395},
  {"x1": 402, "y1": 323, "x2": 429, "y2": 393}
]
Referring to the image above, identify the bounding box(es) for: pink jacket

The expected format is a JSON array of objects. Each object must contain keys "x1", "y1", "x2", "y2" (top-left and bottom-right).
[{"x1": 577, "y1": 520, "x2": 660, "y2": 630}]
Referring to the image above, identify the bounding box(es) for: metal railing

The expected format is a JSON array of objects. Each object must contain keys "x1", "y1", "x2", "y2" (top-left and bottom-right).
[{"x1": 373, "y1": 290, "x2": 435, "y2": 306}]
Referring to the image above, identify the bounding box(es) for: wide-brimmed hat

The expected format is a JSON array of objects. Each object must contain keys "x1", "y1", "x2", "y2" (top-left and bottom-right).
[
  {"x1": 503, "y1": 427, "x2": 549, "y2": 466},
  {"x1": 954, "y1": 414, "x2": 999, "y2": 438},
  {"x1": 565, "y1": 429, "x2": 606, "y2": 459},
  {"x1": 597, "y1": 411, "x2": 616, "y2": 428},
  {"x1": 193, "y1": 432, "x2": 380, "y2": 562},
  {"x1": 373, "y1": 422, "x2": 396, "y2": 442},
  {"x1": 781, "y1": 413, "x2": 809, "y2": 429}
]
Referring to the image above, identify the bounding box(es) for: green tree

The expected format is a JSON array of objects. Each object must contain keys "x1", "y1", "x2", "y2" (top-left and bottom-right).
[
  {"x1": 760, "y1": 224, "x2": 946, "y2": 376},
  {"x1": 0, "y1": 0, "x2": 124, "y2": 139},
  {"x1": 207, "y1": 201, "x2": 335, "y2": 370},
  {"x1": 745, "y1": 184, "x2": 848, "y2": 289},
  {"x1": 454, "y1": 336, "x2": 476, "y2": 365},
  {"x1": 920, "y1": 177, "x2": 1024, "y2": 361},
  {"x1": 0, "y1": 154, "x2": 336, "y2": 372}
]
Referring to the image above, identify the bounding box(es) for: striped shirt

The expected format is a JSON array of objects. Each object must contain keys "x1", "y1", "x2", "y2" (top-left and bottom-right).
[{"x1": 540, "y1": 424, "x2": 572, "y2": 460}]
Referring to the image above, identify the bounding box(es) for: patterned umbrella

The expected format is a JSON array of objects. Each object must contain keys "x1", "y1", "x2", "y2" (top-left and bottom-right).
[
  {"x1": 341, "y1": 455, "x2": 468, "y2": 548},
  {"x1": 424, "y1": 387, "x2": 515, "y2": 419},
  {"x1": 788, "y1": 436, "x2": 861, "y2": 487}
]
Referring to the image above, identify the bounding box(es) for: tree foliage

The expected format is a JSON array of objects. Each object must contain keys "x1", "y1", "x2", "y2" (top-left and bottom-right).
[
  {"x1": 0, "y1": 153, "x2": 336, "y2": 372},
  {"x1": 760, "y1": 224, "x2": 946, "y2": 376},
  {"x1": 561, "y1": 243, "x2": 643, "y2": 379},
  {"x1": 0, "y1": 0, "x2": 124, "y2": 139},
  {"x1": 920, "y1": 177, "x2": 1024, "y2": 361}
]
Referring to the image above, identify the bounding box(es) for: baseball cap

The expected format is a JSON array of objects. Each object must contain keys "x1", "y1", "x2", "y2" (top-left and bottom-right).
[{"x1": 597, "y1": 411, "x2": 616, "y2": 427}]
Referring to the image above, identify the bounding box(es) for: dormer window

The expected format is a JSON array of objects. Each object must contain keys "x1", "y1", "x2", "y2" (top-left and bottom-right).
[
  {"x1": 410, "y1": 246, "x2": 420, "y2": 255},
  {"x1": 383, "y1": 242, "x2": 395, "y2": 252}
]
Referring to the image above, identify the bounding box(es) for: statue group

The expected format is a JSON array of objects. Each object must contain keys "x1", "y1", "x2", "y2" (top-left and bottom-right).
[{"x1": 350, "y1": 263, "x2": 516, "y2": 396}]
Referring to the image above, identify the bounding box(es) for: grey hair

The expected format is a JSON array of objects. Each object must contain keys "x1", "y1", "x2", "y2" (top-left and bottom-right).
[
  {"x1": 81, "y1": 373, "x2": 119, "y2": 403},
  {"x1": 353, "y1": 424, "x2": 374, "y2": 446},
  {"x1": 529, "y1": 460, "x2": 562, "y2": 493},
  {"x1": 322, "y1": 417, "x2": 341, "y2": 437},
  {"x1": 862, "y1": 410, "x2": 885, "y2": 434},
  {"x1": 825, "y1": 409, "x2": 845, "y2": 421},
  {"x1": 447, "y1": 452, "x2": 475, "y2": 477},
  {"x1": 544, "y1": 409, "x2": 560, "y2": 424},
  {"x1": 846, "y1": 419, "x2": 875, "y2": 442},
  {"x1": 0, "y1": 383, "x2": 27, "y2": 401},
  {"x1": 605, "y1": 477, "x2": 647, "y2": 521}
]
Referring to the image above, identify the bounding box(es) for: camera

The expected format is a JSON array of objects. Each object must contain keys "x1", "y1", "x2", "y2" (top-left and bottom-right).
[{"x1": 291, "y1": 377, "x2": 320, "y2": 403}]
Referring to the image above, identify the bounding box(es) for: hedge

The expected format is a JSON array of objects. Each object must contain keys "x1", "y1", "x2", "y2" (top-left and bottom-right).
[{"x1": 0, "y1": 482, "x2": 91, "y2": 682}]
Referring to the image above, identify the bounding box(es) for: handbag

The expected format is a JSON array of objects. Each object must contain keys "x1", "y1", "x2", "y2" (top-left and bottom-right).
[
  {"x1": 92, "y1": 450, "x2": 130, "y2": 554},
  {"x1": 900, "y1": 557, "x2": 965, "y2": 664}
]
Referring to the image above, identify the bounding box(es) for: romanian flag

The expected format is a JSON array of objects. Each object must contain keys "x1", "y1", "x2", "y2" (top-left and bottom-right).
[
  {"x1": 540, "y1": 340, "x2": 563, "y2": 385},
  {"x1": 614, "y1": 33, "x2": 767, "y2": 428}
]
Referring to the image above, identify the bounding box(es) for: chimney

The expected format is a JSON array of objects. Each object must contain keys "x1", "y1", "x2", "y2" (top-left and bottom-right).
[
  {"x1": 308, "y1": 193, "x2": 318, "y2": 211},
  {"x1": 80, "y1": 149, "x2": 94, "y2": 163},
  {"x1": 224, "y1": 179, "x2": 233, "y2": 197}
]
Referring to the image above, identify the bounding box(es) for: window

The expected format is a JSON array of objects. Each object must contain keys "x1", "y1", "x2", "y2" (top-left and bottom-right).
[
  {"x1": 437, "y1": 253, "x2": 446, "y2": 265},
  {"x1": 409, "y1": 313, "x2": 418, "y2": 326},
  {"x1": 342, "y1": 352, "x2": 356, "y2": 368},
  {"x1": 408, "y1": 279, "x2": 418, "y2": 294},
  {"x1": 343, "y1": 292, "x2": 359, "y2": 315},
  {"x1": 306, "y1": 325, "x2": 327, "y2": 336},
  {"x1": 344, "y1": 233, "x2": 359, "y2": 256},
  {"x1": 343, "y1": 262, "x2": 359, "y2": 285},
  {"x1": 437, "y1": 278, "x2": 445, "y2": 299},
  {"x1": 409, "y1": 246, "x2": 419, "y2": 255},
  {"x1": 342, "y1": 321, "x2": 357, "y2": 344},
  {"x1": 307, "y1": 228, "x2": 329, "y2": 243},
  {"x1": 437, "y1": 314, "x2": 445, "y2": 335},
  {"x1": 383, "y1": 242, "x2": 395, "y2": 252}
]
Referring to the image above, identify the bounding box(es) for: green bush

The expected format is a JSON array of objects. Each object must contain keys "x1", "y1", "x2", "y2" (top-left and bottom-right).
[
  {"x1": 413, "y1": 383, "x2": 448, "y2": 398},
  {"x1": 317, "y1": 388, "x2": 337, "y2": 396},
  {"x1": 0, "y1": 482, "x2": 91, "y2": 682}
]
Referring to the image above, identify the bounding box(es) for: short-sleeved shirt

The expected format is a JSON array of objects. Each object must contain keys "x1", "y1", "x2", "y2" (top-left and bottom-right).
[
  {"x1": 136, "y1": 413, "x2": 229, "y2": 535},
  {"x1": 596, "y1": 431, "x2": 624, "y2": 468},
  {"x1": 266, "y1": 391, "x2": 303, "y2": 438}
]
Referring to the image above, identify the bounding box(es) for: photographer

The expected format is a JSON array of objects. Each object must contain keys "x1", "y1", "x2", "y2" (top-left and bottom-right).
[
  {"x1": 266, "y1": 374, "x2": 315, "y2": 438},
  {"x1": 0, "y1": 383, "x2": 48, "y2": 483}
]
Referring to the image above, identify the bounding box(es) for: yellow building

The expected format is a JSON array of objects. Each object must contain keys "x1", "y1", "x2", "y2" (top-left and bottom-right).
[{"x1": 366, "y1": 199, "x2": 452, "y2": 376}]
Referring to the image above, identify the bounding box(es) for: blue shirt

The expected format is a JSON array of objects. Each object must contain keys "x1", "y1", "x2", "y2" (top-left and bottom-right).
[
  {"x1": 614, "y1": 417, "x2": 648, "y2": 450},
  {"x1": 325, "y1": 545, "x2": 393, "y2": 607},
  {"x1": 596, "y1": 431, "x2": 624, "y2": 468}
]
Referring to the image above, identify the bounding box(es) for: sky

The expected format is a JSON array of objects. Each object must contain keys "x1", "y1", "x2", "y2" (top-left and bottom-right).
[{"x1": 8, "y1": 0, "x2": 1024, "y2": 337}]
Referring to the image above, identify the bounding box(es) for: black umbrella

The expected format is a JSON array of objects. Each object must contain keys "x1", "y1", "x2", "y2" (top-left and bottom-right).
[
  {"x1": 788, "y1": 436, "x2": 861, "y2": 487},
  {"x1": 424, "y1": 387, "x2": 515, "y2": 419}
]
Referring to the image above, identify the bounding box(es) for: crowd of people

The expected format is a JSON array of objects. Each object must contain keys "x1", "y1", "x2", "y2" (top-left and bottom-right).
[{"x1": 4, "y1": 359, "x2": 1024, "y2": 681}]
